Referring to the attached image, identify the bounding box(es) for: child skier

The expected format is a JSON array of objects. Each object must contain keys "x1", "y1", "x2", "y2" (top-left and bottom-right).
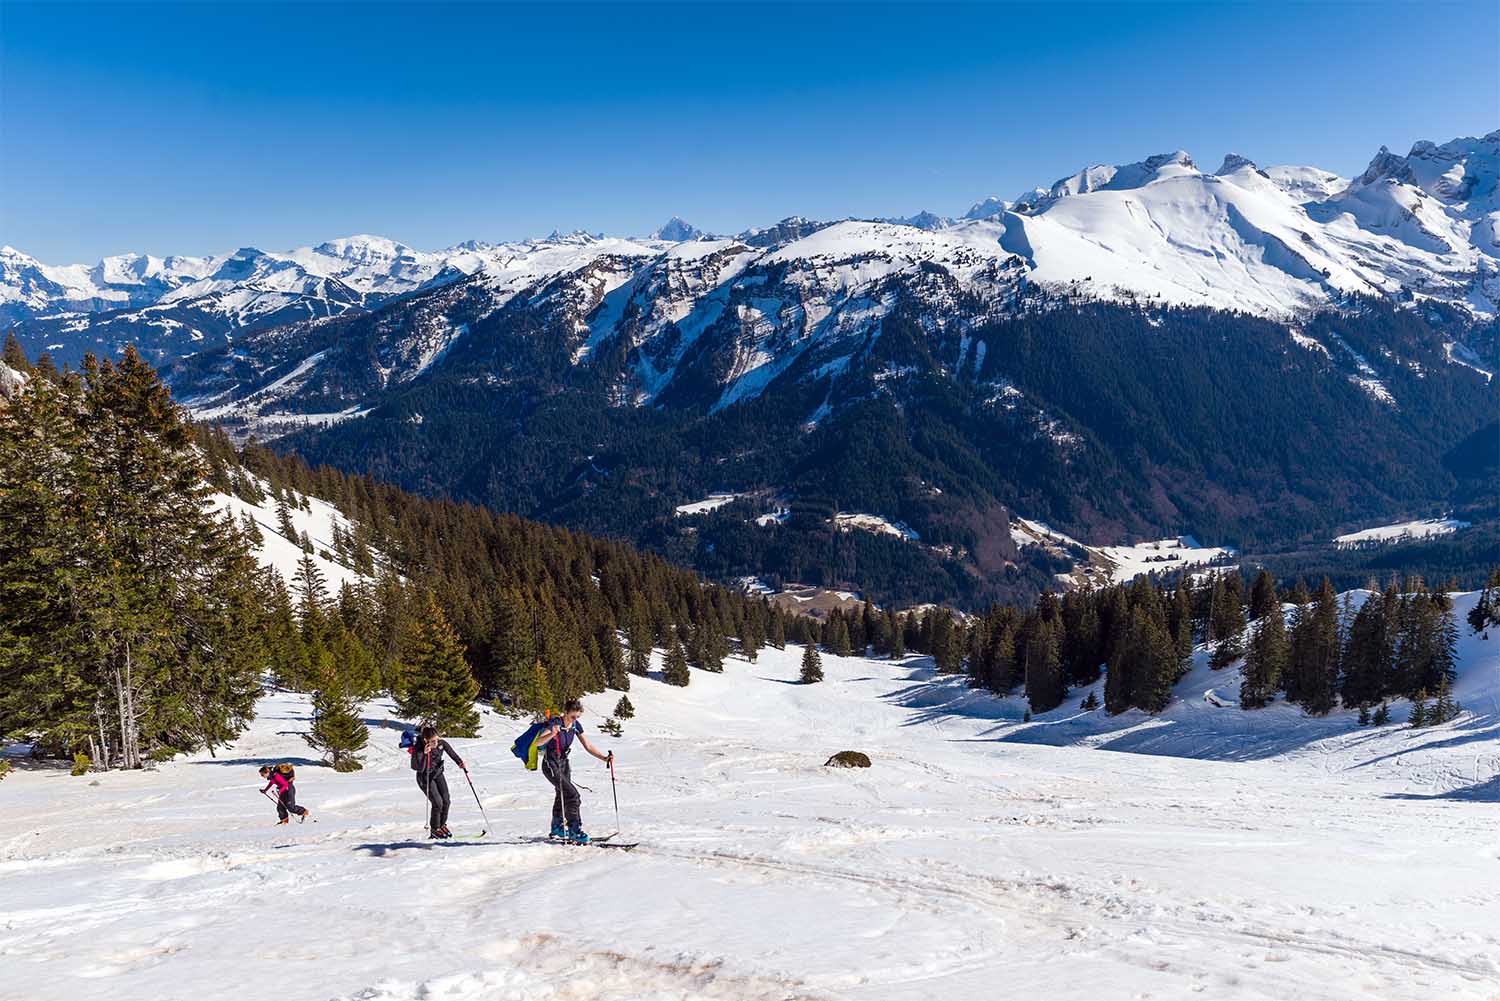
[
  {"x1": 410, "y1": 724, "x2": 466, "y2": 839},
  {"x1": 259, "y1": 764, "x2": 310, "y2": 825},
  {"x1": 533, "y1": 698, "x2": 613, "y2": 844}
]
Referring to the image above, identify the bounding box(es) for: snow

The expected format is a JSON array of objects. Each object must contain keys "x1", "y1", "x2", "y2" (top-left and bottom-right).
[
  {"x1": 1093, "y1": 536, "x2": 1237, "y2": 585},
  {"x1": 208, "y1": 473, "x2": 371, "y2": 591},
  {"x1": 4, "y1": 592, "x2": 1498, "y2": 1001},
  {"x1": 1444, "y1": 340, "x2": 1495, "y2": 381},
  {"x1": 833, "y1": 511, "x2": 919, "y2": 542},
  {"x1": 673, "y1": 493, "x2": 740, "y2": 516},
  {"x1": 1335, "y1": 516, "x2": 1473, "y2": 547}
]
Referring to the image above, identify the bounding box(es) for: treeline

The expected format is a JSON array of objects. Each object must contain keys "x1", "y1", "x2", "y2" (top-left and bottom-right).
[{"x1": 808, "y1": 569, "x2": 1480, "y2": 723}]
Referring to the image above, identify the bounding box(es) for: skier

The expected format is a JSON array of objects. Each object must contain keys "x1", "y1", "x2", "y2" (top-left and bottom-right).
[
  {"x1": 534, "y1": 698, "x2": 612, "y2": 844},
  {"x1": 410, "y1": 723, "x2": 466, "y2": 839},
  {"x1": 259, "y1": 764, "x2": 310, "y2": 825}
]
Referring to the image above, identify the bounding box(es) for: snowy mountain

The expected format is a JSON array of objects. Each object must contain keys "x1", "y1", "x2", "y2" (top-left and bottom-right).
[
  {"x1": 10, "y1": 130, "x2": 1497, "y2": 372},
  {"x1": 5, "y1": 591, "x2": 1496, "y2": 1001}
]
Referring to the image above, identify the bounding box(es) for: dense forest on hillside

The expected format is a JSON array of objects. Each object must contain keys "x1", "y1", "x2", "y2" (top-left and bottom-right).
[{"x1": 273, "y1": 298, "x2": 1495, "y2": 609}]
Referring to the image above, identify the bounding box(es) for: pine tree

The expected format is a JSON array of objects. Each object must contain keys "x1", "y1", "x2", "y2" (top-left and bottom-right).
[
  {"x1": 1340, "y1": 591, "x2": 1389, "y2": 709},
  {"x1": 1023, "y1": 615, "x2": 1065, "y2": 713},
  {"x1": 1240, "y1": 602, "x2": 1287, "y2": 709},
  {"x1": 626, "y1": 613, "x2": 653, "y2": 676},
  {"x1": 662, "y1": 635, "x2": 690, "y2": 687},
  {"x1": 2, "y1": 331, "x2": 30, "y2": 372},
  {"x1": 515, "y1": 659, "x2": 556, "y2": 715},
  {"x1": 276, "y1": 492, "x2": 297, "y2": 541},
  {"x1": 826, "y1": 614, "x2": 852, "y2": 657},
  {"x1": 800, "y1": 642, "x2": 824, "y2": 684},
  {"x1": 1372, "y1": 702, "x2": 1390, "y2": 725},
  {"x1": 1208, "y1": 575, "x2": 1246, "y2": 670},
  {"x1": 614, "y1": 694, "x2": 634, "y2": 719},
  {"x1": 1126, "y1": 607, "x2": 1177, "y2": 714},
  {"x1": 0, "y1": 348, "x2": 264, "y2": 768},
  {"x1": 1408, "y1": 691, "x2": 1428, "y2": 728},
  {"x1": 888, "y1": 612, "x2": 906, "y2": 659},
  {"x1": 305, "y1": 658, "x2": 369, "y2": 772},
  {"x1": 1294, "y1": 579, "x2": 1341, "y2": 715},
  {"x1": 395, "y1": 592, "x2": 480, "y2": 736},
  {"x1": 1248, "y1": 570, "x2": 1279, "y2": 621}
]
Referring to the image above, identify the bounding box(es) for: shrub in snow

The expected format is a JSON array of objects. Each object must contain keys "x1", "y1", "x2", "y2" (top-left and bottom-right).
[
  {"x1": 825, "y1": 751, "x2": 871, "y2": 768},
  {"x1": 70, "y1": 752, "x2": 91, "y2": 777},
  {"x1": 600, "y1": 717, "x2": 623, "y2": 737}
]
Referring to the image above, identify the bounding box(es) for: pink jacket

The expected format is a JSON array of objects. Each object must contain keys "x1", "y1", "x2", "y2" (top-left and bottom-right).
[{"x1": 262, "y1": 771, "x2": 290, "y2": 794}]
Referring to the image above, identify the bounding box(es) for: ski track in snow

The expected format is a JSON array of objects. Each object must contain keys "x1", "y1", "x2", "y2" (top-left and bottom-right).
[{"x1": 3, "y1": 601, "x2": 1499, "y2": 1001}]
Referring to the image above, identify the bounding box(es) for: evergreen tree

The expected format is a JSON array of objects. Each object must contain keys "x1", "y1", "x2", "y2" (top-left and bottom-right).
[
  {"x1": 1208, "y1": 575, "x2": 1246, "y2": 670},
  {"x1": 826, "y1": 613, "x2": 852, "y2": 657},
  {"x1": 1023, "y1": 615, "x2": 1065, "y2": 713},
  {"x1": 1248, "y1": 570, "x2": 1279, "y2": 621},
  {"x1": 662, "y1": 635, "x2": 690, "y2": 687},
  {"x1": 1240, "y1": 603, "x2": 1287, "y2": 709},
  {"x1": 1372, "y1": 702, "x2": 1390, "y2": 725},
  {"x1": 305, "y1": 659, "x2": 369, "y2": 771},
  {"x1": 769, "y1": 610, "x2": 786, "y2": 650},
  {"x1": 1291, "y1": 579, "x2": 1341, "y2": 715},
  {"x1": 800, "y1": 642, "x2": 824, "y2": 684},
  {"x1": 1408, "y1": 691, "x2": 1428, "y2": 728},
  {"x1": 614, "y1": 694, "x2": 634, "y2": 719},
  {"x1": 276, "y1": 492, "x2": 297, "y2": 541},
  {"x1": 626, "y1": 612, "x2": 653, "y2": 677},
  {"x1": 1340, "y1": 591, "x2": 1390, "y2": 709},
  {"x1": 888, "y1": 612, "x2": 906, "y2": 659},
  {"x1": 0, "y1": 348, "x2": 264, "y2": 768},
  {"x1": 394, "y1": 593, "x2": 480, "y2": 736},
  {"x1": 515, "y1": 659, "x2": 556, "y2": 715},
  {"x1": 1126, "y1": 607, "x2": 1177, "y2": 714},
  {"x1": 2, "y1": 331, "x2": 30, "y2": 372}
]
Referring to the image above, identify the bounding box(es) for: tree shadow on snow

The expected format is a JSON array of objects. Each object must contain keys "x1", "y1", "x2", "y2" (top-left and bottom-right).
[
  {"x1": 191, "y1": 756, "x2": 324, "y2": 768},
  {"x1": 1385, "y1": 774, "x2": 1500, "y2": 802},
  {"x1": 880, "y1": 658, "x2": 1500, "y2": 765}
]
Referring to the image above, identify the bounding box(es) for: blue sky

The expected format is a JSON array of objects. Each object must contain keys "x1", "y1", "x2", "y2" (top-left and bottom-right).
[{"x1": 2, "y1": 1, "x2": 1495, "y2": 261}]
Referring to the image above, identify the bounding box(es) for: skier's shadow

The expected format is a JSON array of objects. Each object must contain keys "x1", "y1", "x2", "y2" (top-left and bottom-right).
[{"x1": 352, "y1": 841, "x2": 509, "y2": 856}]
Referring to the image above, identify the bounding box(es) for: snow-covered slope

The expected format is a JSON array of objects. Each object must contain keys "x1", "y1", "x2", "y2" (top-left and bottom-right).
[
  {"x1": 4, "y1": 593, "x2": 1496, "y2": 1000},
  {"x1": 997, "y1": 132, "x2": 1500, "y2": 318},
  {"x1": 208, "y1": 474, "x2": 371, "y2": 592}
]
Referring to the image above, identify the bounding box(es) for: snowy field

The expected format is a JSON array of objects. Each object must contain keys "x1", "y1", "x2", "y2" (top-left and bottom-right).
[
  {"x1": 1334, "y1": 517, "x2": 1472, "y2": 547},
  {"x1": 3, "y1": 596, "x2": 1498, "y2": 1001}
]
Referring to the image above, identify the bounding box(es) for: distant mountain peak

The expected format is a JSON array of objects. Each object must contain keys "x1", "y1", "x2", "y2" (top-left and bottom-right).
[
  {"x1": 963, "y1": 196, "x2": 1009, "y2": 220},
  {"x1": 652, "y1": 217, "x2": 704, "y2": 241},
  {"x1": 1215, "y1": 153, "x2": 1263, "y2": 176}
]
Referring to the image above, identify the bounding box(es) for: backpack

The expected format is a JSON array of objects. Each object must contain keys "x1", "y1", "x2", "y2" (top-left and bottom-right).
[
  {"x1": 399, "y1": 729, "x2": 415, "y2": 752},
  {"x1": 275, "y1": 762, "x2": 296, "y2": 782},
  {"x1": 510, "y1": 717, "x2": 556, "y2": 771}
]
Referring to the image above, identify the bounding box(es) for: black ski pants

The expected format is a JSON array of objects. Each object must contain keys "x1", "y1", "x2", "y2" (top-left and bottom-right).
[
  {"x1": 417, "y1": 772, "x2": 451, "y2": 832},
  {"x1": 542, "y1": 754, "x2": 581, "y2": 830},
  {"x1": 277, "y1": 785, "x2": 307, "y2": 820}
]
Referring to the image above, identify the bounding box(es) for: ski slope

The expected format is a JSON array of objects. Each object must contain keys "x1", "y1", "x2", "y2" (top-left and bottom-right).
[{"x1": 3, "y1": 596, "x2": 1498, "y2": 1001}]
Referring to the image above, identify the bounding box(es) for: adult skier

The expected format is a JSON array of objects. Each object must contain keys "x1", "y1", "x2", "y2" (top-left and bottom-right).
[
  {"x1": 259, "y1": 764, "x2": 310, "y2": 824},
  {"x1": 411, "y1": 724, "x2": 466, "y2": 839},
  {"x1": 533, "y1": 698, "x2": 613, "y2": 843}
]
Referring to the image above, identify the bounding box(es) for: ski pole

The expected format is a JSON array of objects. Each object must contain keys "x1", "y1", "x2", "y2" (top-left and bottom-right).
[
  {"x1": 607, "y1": 751, "x2": 620, "y2": 833},
  {"x1": 463, "y1": 769, "x2": 490, "y2": 837}
]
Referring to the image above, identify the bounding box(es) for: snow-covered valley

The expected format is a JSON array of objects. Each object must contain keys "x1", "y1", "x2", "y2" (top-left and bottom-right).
[{"x1": 4, "y1": 596, "x2": 1497, "y2": 1001}]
